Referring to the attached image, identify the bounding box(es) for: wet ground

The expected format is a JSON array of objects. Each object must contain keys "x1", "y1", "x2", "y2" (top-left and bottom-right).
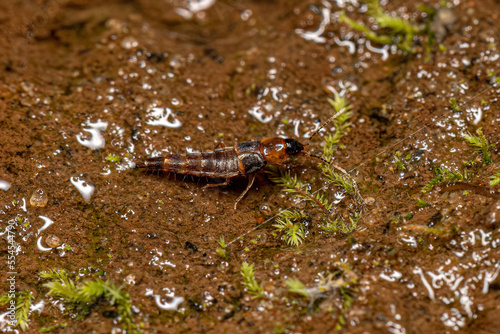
[{"x1": 1, "y1": 0, "x2": 500, "y2": 333}]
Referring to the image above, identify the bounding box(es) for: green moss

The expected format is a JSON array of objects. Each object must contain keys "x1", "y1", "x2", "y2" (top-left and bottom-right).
[
  {"x1": 463, "y1": 128, "x2": 493, "y2": 165},
  {"x1": 268, "y1": 96, "x2": 362, "y2": 246},
  {"x1": 273, "y1": 210, "x2": 306, "y2": 247},
  {"x1": 422, "y1": 166, "x2": 468, "y2": 193},
  {"x1": 449, "y1": 98, "x2": 460, "y2": 112},
  {"x1": 285, "y1": 264, "x2": 358, "y2": 329},
  {"x1": 240, "y1": 262, "x2": 264, "y2": 299},
  {"x1": 40, "y1": 269, "x2": 135, "y2": 331},
  {"x1": 216, "y1": 236, "x2": 230, "y2": 259},
  {"x1": 339, "y1": 0, "x2": 433, "y2": 54},
  {"x1": 0, "y1": 290, "x2": 34, "y2": 331},
  {"x1": 105, "y1": 154, "x2": 121, "y2": 163},
  {"x1": 416, "y1": 199, "x2": 430, "y2": 207},
  {"x1": 489, "y1": 173, "x2": 500, "y2": 186}
]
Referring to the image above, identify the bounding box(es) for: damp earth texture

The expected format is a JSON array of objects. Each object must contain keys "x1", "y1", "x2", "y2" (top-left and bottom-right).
[{"x1": 1, "y1": 0, "x2": 500, "y2": 333}]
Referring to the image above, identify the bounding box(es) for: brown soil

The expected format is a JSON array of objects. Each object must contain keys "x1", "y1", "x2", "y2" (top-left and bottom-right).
[{"x1": 1, "y1": 0, "x2": 499, "y2": 333}]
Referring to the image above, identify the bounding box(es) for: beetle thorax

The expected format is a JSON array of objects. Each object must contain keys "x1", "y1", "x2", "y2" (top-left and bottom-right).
[{"x1": 259, "y1": 137, "x2": 289, "y2": 164}]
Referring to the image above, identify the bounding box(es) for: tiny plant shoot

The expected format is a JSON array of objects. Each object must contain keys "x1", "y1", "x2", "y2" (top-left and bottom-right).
[
  {"x1": 339, "y1": 0, "x2": 434, "y2": 54},
  {"x1": 240, "y1": 262, "x2": 264, "y2": 298},
  {"x1": 40, "y1": 269, "x2": 135, "y2": 331},
  {"x1": 463, "y1": 128, "x2": 493, "y2": 165},
  {"x1": 269, "y1": 93, "x2": 362, "y2": 246}
]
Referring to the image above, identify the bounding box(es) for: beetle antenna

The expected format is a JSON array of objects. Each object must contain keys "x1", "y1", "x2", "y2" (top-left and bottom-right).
[
  {"x1": 308, "y1": 153, "x2": 330, "y2": 164},
  {"x1": 302, "y1": 149, "x2": 331, "y2": 165},
  {"x1": 307, "y1": 108, "x2": 346, "y2": 142},
  {"x1": 300, "y1": 107, "x2": 346, "y2": 165}
]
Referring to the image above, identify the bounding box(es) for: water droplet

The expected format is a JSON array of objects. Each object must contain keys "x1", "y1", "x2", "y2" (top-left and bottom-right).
[
  {"x1": 70, "y1": 176, "x2": 95, "y2": 203},
  {"x1": 45, "y1": 235, "x2": 62, "y2": 248},
  {"x1": 331, "y1": 66, "x2": 344, "y2": 75},
  {"x1": 37, "y1": 216, "x2": 54, "y2": 234},
  {"x1": 487, "y1": 200, "x2": 500, "y2": 227},
  {"x1": 248, "y1": 106, "x2": 273, "y2": 123},
  {"x1": 259, "y1": 203, "x2": 272, "y2": 215},
  {"x1": 175, "y1": 0, "x2": 216, "y2": 19},
  {"x1": 146, "y1": 107, "x2": 182, "y2": 128},
  {"x1": 154, "y1": 294, "x2": 184, "y2": 311},
  {"x1": 334, "y1": 36, "x2": 356, "y2": 54},
  {"x1": 37, "y1": 236, "x2": 52, "y2": 252},
  {"x1": 30, "y1": 188, "x2": 48, "y2": 207},
  {"x1": 0, "y1": 180, "x2": 11, "y2": 191},
  {"x1": 76, "y1": 128, "x2": 106, "y2": 149},
  {"x1": 241, "y1": 9, "x2": 253, "y2": 21},
  {"x1": 291, "y1": 196, "x2": 306, "y2": 209},
  {"x1": 125, "y1": 274, "x2": 136, "y2": 285},
  {"x1": 121, "y1": 36, "x2": 138, "y2": 49},
  {"x1": 295, "y1": 5, "x2": 330, "y2": 44}
]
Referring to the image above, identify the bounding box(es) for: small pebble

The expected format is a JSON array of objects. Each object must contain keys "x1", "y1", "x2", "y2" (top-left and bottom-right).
[
  {"x1": 365, "y1": 197, "x2": 376, "y2": 206},
  {"x1": 30, "y1": 188, "x2": 48, "y2": 207},
  {"x1": 45, "y1": 235, "x2": 62, "y2": 248},
  {"x1": 20, "y1": 98, "x2": 32, "y2": 106},
  {"x1": 106, "y1": 18, "x2": 122, "y2": 34},
  {"x1": 185, "y1": 241, "x2": 198, "y2": 252},
  {"x1": 437, "y1": 8, "x2": 457, "y2": 26},
  {"x1": 20, "y1": 82, "x2": 34, "y2": 93}
]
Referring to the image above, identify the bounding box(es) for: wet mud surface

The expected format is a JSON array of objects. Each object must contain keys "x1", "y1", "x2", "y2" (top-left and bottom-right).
[{"x1": 1, "y1": 0, "x2": 500, "y2": 333}]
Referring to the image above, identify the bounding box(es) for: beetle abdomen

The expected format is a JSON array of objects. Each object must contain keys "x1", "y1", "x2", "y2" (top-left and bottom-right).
[{"x1": 136, "y1": 148, "x2": 240, "y2": 178}]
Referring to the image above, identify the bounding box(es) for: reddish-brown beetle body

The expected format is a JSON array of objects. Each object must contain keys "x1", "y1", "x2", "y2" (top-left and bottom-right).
[{"x1": 135, "y1": 138, "x2": 306, "y2": 208}]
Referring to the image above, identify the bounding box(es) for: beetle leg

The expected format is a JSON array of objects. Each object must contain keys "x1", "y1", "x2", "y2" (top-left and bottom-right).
[
  {"x1": 234, "y1": 174, "x2": 256, "y2": 210},
  {"x1": 203, "y1": 178, "x2": 231, "y2": 188},
  {"x1": 214, "y1": 140, "x2": 226, "y2": 149}
]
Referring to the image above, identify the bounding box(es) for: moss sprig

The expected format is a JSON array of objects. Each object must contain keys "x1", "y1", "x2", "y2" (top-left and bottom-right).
[
  {"x1": 16, "y1": 291, "x2": 34, "y2": 331},
  {"x1": 416, "y1": 199, "x2": 430, "y2": 207},
  {"x1": 490, "y1": 173, "x2": 500, "y2": 186},
  {"x1": 323, "y1": 93, "x2": 352, "y2": 163},
  {"x1": 321, "y1": 211, "x2": 361, "y2": 234},
  {"x1": 240, "y1": 262, "x2": 264, "y2": 299},
  {"x1": 0, "y1": 294, "x2": 9, "y2": 304},
  {"x1": 421, "y1": 166, "x2": 468, "y2": 193},
  {"x1": 339, "y1": 0, "x2": 430, "y2": 54},
  {"x1": 40, "y1": 269, "x2": 135, "y2": 330},
  {"x1": 321, "y1": 170, "x2": 353, "y2": 199},
  {"x1": 268, "y1": 95, "x2": 362, "y2": 246},
  {"x1": 0, "y1": 290, "x2": 35, "y2": 331},
  {"x1": 41, "y1": 269, "x2": 79, "y2": 300},
  {"x1": 463, "y1": 128, "x2": 493, "y2": 165},
  {"x1": 268, "y1": 167, "x2": 362, "y2": 245},
  {"x1": 320, "y1": 94, "x2": 363, "y2": 209},
  {"x1": 285, "y1": 263, "x2": 358, "y2": 328},
  {"x1": 449, "y1": 97, "x2": 460, "y2": 112},
  {"x1": 273, "y1": 210, "x2": 307, "y2": 246},
  {"x1": 269, "y1": 169, "x2": 334, "y2": 215},
  {"x1": 216, "y1": 236, "x2": 230, "y2": 260}
]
